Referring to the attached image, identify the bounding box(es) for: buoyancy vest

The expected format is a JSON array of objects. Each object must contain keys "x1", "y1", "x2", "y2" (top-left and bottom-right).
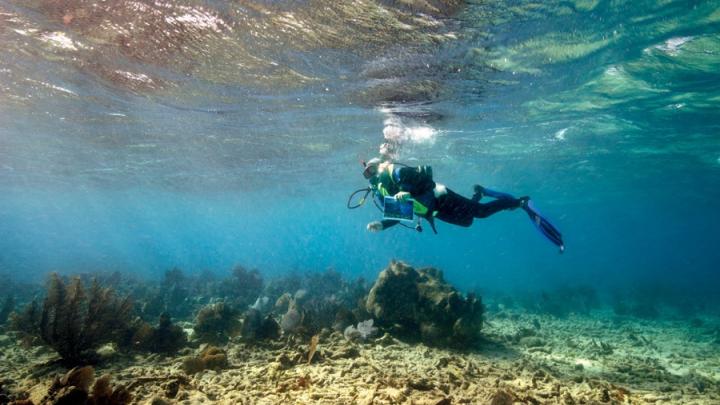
[{"x1": 375, "y1": 164, "x2": 431, "y2": 217}]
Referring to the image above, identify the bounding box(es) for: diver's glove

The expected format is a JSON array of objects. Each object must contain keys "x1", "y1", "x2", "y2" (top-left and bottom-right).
[
  {"x1": 367, "y1": 221, "x2": 384, "y2": 232},
  {"x1": 394, "y1": 191, "x2": 412, "y2": 202}
]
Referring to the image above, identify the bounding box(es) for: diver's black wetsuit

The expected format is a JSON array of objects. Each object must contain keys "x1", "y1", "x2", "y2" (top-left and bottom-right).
[
  {"x1": 434, "y1": 188, "x2": 519, "y2": 227},
  {"x1": 375, "y1": 165, "x2": 521, "y2": 231}
]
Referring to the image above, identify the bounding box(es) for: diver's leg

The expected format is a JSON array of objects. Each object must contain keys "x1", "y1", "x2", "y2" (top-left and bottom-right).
[
  {"x1": 434, "y1": 189, "x2": 475, "y2": 227},
  {"x1": 471, "y1": 185, "x2": 484, "y2": 202},
  {"x1": 474, "y1": 196, "x2": 528, "y2": 218},
  {"x1": 436, "y1": 188, "x2": 529, "y2": 225}
]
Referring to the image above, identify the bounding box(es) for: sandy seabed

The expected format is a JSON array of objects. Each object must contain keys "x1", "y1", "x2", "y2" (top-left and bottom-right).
[{"x1": 2, "y1": 309, "x2": 718, "y2": 405}]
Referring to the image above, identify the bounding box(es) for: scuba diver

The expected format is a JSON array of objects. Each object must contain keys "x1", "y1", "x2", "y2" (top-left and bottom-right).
[{"x1": 355, "y1": 157, "x2": 564, "y2": 252}]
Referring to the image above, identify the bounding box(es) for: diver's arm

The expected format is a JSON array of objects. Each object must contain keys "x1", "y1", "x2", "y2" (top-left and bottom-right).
[
  {"x1": 381, "y1": 219, "x2": 400, "y2": 229},
  {"x1": 367, "y1": 219, "x2": 399, "y2": 232}
]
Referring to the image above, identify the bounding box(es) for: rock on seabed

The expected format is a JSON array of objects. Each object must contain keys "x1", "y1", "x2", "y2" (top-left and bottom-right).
[{"x1": 366, "y1": 260, "x2": 484, "y2": 347}]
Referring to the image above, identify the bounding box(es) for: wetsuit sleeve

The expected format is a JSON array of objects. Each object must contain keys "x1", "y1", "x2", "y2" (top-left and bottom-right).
[{"x1": 396, "y1": 166, "x2": 435, "y2": 195}]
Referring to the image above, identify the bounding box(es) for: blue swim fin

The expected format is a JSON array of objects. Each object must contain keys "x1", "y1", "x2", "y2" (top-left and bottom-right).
[
  {"x1": 478, "y1": 187, "x2": 564, "y2": 252},
  {"x1": 523, "y1": 201, "x2": 564, "y2": 253}
]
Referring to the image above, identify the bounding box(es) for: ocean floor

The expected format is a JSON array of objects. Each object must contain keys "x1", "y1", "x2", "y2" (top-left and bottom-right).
[{"x1": 2, "y1": 308, "x2": 718, "y2": 404}]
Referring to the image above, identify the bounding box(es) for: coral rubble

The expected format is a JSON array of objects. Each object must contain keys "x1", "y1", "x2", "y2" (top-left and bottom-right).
[
  {"x1": 182, "y1": 346, "x2": 228, "y2": 374},
  {"x1": 25, "y1": 366, "x2": 130, "y2": 405}
]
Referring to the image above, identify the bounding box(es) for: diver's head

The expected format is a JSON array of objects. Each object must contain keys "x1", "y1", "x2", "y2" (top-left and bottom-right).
[{"x1": 362, "y1": 157, "x2": 381, "y2": 179}]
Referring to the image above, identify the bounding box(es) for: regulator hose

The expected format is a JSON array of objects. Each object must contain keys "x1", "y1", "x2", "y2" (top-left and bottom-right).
[{"x1": 347, "y1": 187, "x2": 372, "y2": 209}]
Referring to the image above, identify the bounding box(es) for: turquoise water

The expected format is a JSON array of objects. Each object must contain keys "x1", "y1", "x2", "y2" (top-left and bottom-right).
[{"x1": 1, "y1": 0, "x2": 719, "y2": 303}]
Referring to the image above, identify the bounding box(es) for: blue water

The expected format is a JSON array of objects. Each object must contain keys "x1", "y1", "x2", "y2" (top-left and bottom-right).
[{"x1": 1, "y1": 0, "x2": 719, "y2": 303}]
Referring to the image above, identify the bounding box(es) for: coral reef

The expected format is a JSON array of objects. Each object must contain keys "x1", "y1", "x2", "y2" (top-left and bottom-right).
[
  {"x1": 215, "y1": 266, "x2": 264, "y2": 309},
  {"x1": 490, "y1": 285, "x2": 602, "y2": 318},
  {"x1": 139, "y1": 266, "x2": 265, "y2": 323},
  {"x1": 0, "y1": 273, "x2": 39, "y2": 304},
  {"x1": 9, "y1": 274, "x2": 134, "y2": 365},
  {"x1": 249, "y1": 296, "x2": 271, "y2": 312},
  {"x1": 536, "y1": 286, "x2": 600, "y2": 317},
  {"x1": 128, "y1": 267, "x2": 367, "y2": 343},
  {"x1": 279, "y1": 296, "x2": 304, "y2": 335},
  {"x1": 365, "y1": 260, "x2": 484, "y2": 347},
  {"x1": 263, "y1": 273, "x2": 302, "y2": 303},
  {"x1": 182, "y1": 346, "x2": 228, "y2": 374},
  {"x1": 9, "y1": 300, "x2": 40, "y2": 339},
  {"x1": 608, "y1": 283, "x2": 713, "y2": 320},
  {"x1": 142, "y1": 268, "x2": 195, "y2": 320},
  {"x1": 612, "y1": 288, "x2": 662, "y2": 319},
  {"x1": 140, "y1": 268, "x2": 216, "y2": 321},
  {"x1": 192, "y1": 302, "x2": 240, "y2": 344},
  {"x1": 1, "y1": 265, "x2": 719, "y2": 404},
  {"x1": 0, "y1": 381, "x2": 10, "y2": 404},
  {"x1": 3, "y1": 305, "x2": 718, "y2": 404},
  {"x1": 613, "y1": 298, "x2": 660, "y2": 319},
  {"x1": 271, "y1": 270, "x2": 369, "y2": 338},
  {"x1": 332, "y1": 308, "x2": 358, "y2": 333},
  {"x1": 239, "y1": 309, "x2": 280, "y2": 341},
  {"x1": 0, "y1": 295, "x2": 14, "y2": 325},
  {"x1": 131, "y1": 312, "x2": 187, "y2": 354}
]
